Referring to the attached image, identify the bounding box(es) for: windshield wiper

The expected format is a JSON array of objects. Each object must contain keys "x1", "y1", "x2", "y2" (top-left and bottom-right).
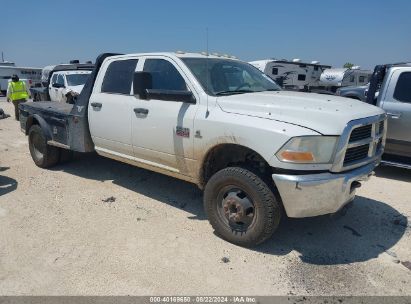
[
  {"x1": 261, "y1": 88, "x2": 280, "y2": 92},
  {"x1": 215, "y1": 90, "x2": 254, "y2": 96}
]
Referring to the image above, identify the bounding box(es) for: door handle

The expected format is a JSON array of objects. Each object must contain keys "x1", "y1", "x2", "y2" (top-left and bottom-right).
[
  {"x1": 134, "y1": 108, "x2": 149, "y2": 115},
  {"x1": 387, "y1": 112, "x2": 402, "y2": 119},
  {"x1": 91, "y1": 102, "x2": 102, "y2": 108}
]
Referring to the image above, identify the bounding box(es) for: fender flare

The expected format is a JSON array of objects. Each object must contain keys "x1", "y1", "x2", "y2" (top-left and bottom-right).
[{"x1": 25, "y1": 114, "x2": 53, "y2": 141}]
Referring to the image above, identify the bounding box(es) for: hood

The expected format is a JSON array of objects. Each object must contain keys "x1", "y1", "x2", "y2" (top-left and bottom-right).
[{"x1": 217, "y1": 91, "x2": 384, "y2": 135}]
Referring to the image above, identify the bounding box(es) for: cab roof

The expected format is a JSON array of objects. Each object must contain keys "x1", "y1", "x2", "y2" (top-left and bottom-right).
[{"x1": 109, "y1": 52, "x2": 238, "y2": 60}]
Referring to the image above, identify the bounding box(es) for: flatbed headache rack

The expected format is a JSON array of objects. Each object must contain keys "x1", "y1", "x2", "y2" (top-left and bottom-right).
[{"x1": 20, "y1": 53, "x2": 121, "y2": 153}]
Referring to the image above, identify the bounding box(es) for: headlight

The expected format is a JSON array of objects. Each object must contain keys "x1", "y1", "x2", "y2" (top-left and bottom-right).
[{"x1": 276, "y1": 136, "x2": 338, "y2": 164}]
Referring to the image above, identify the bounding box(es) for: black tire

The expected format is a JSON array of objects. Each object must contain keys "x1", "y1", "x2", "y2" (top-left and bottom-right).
[
  {"x1": 204, "y1": 167, "x2": 281, "y2": 247},
  {"x1": 28, "y1": 125, "x2": 60, "y2": 168}
]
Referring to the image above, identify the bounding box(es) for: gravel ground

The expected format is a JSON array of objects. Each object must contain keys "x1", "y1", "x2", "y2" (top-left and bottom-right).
[{"x1": 0, "y1": 98, "x2": 410, "y2": 296}]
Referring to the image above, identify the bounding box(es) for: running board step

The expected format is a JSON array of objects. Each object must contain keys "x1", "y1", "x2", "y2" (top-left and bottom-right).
[
  {"x1": 381, "y1": 160, "x2": 411, "y2": 169},
  {"x1": 47, "y1": 140, "x2": 70, "y2": 149}
]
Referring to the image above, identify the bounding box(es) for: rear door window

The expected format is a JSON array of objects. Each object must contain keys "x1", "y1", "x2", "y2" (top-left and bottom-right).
[
  {"x1": 393, "y1": 72, "x2": 411, "y2": 103},
  {"x1": 101, "y1": 59, "x2": 138, "y2": 94}
]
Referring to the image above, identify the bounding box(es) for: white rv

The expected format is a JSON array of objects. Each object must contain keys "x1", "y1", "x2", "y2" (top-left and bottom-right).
[
  {"x1": 249, "y1": 59, "x2": 331, "y2": 91},
  {"x1": 319, "y1": 67, "x2": 372, "y2": 92},
  {"x1": 0, "y1": 62, "x2": 42, "y2": 94}
]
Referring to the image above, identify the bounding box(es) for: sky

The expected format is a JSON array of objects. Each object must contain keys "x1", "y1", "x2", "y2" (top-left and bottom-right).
[{"x1": 1, "y1": 0, "x2": 410, "y2": 69}]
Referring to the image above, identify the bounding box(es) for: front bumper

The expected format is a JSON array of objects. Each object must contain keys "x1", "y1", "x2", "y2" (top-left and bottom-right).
[{"x1": 272, "y1": 161, "x2": 378, "y2": 218}]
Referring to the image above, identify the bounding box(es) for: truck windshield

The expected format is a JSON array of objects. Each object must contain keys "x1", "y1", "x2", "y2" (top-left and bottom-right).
[
  {"x1": 66, "y1": 73, "x2": 90, "y2": 86},
  {"x1": 182, "y1": 58, "x2": 281, "y2": 96}
]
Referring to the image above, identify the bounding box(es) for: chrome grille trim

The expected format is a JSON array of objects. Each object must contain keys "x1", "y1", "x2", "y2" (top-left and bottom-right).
[
  {"x1": 331, "y1": 114, "x2": 387, "y2": 172},
  {"x1": 349, "y1": 125, "x2": 372, "y2": 142},
  {"x1": 343, "y1": 144, "x2": 370, "y2": 166}
]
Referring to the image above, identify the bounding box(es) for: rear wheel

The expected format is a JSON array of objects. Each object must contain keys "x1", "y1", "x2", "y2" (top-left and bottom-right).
[
  {"x1": 28, "y1": 125, "x2": 60, "y2": 168},
  {"x1": 204, "y1": 167, "x2": 281, "y2": 247}
]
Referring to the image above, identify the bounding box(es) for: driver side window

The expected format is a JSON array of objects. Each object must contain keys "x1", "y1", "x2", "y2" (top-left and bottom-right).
[
  {"x1": 143, "y1": 59, "x2": 187, "y2": 91},
  {"x1": 56, "y1": 74, "x2": 65, "y2": 86}
]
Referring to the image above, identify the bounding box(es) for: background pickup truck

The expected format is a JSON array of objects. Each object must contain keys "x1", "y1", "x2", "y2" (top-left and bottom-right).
[
  {"x1": 48, "y1": 70, "x2": 92, "y2": 103},
  {"x1": 31, "y1": 63, "x2": 94, "y2": 102},
  {"x1": 336, "y1": 84, "x2": 369, "y2": 102},
  {"x1": 366, "y1": 63, "x2": 411, "y2": 169},
  {"x1": 19, "y1": 52, "x2": 386, "y2": 247}
]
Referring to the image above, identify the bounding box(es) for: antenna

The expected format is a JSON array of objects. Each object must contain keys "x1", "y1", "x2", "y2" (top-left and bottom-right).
[
  {"x1": 206, "y1": 27, "x2": 210, "y2": 118},
  {"x1": 205, "y1": 27, "x2": 210, "y2": 118}
]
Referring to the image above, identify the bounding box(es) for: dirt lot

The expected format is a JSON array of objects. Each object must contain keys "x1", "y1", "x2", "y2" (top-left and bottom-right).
[{"x1": 0, "y1": 98, "x2": 410, "y2": 296}]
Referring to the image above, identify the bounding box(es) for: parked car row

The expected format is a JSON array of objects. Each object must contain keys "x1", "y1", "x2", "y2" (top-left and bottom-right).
[{"x1": 250, "y1": 59, "x2": 372, "y2": 93}]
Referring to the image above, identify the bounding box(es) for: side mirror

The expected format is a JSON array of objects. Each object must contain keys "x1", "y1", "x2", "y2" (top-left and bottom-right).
[{"x1": 133, "y1": 72, "x2": 152, "y2": 99}]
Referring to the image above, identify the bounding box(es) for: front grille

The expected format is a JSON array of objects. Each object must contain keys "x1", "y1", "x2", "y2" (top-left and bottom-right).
[
  {"x1": 349, "y1": 125, "x2": 372, "y2": 142},
  {"x1": 338, "y1": 117, "x2": 386, "y2": 170},
  {"x1": 344, "y1": 144, "x2": 370, "y2": 165}
]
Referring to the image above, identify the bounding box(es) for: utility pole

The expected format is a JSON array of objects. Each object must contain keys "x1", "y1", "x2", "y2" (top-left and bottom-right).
[{"x1": 1, "y1": 52, "x2": 4, "y2": 62}]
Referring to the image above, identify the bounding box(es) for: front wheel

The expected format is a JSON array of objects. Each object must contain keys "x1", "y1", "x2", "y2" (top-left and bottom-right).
[{"x1": 204, "y1": 167, "x2": 282, "y2": 247}]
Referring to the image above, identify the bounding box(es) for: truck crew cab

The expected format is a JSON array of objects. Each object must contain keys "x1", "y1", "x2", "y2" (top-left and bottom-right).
[{"x1": 19, "y1": 52, "x2": 387, "y2": 247}]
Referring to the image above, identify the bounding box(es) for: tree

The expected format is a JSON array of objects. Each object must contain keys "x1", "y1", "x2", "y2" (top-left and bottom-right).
[{"x1": 343, "y1": 62, "x2": 354, "y2": 69}]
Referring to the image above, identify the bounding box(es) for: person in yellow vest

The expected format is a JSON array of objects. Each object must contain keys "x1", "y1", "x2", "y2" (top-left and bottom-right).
[{"x1": 6, "y1": 74, "x2": 31, "y2": 120}]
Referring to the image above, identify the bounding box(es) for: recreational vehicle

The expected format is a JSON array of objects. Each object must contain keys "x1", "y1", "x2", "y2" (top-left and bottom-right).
[
  {"x1": 249, "y1": 59, "x2": 331, "y2": 91},
  {"x1": 319, "y1": 67, "x2": 372, "y2": 92},
  {"x1": 0, "y1": 62, "x2": 42, "y2": 94}
]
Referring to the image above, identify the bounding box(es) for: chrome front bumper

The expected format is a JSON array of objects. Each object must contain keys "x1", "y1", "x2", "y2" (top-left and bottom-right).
[{"x1": 272, "y1": 161, "x2": 378, "y2": 218}]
